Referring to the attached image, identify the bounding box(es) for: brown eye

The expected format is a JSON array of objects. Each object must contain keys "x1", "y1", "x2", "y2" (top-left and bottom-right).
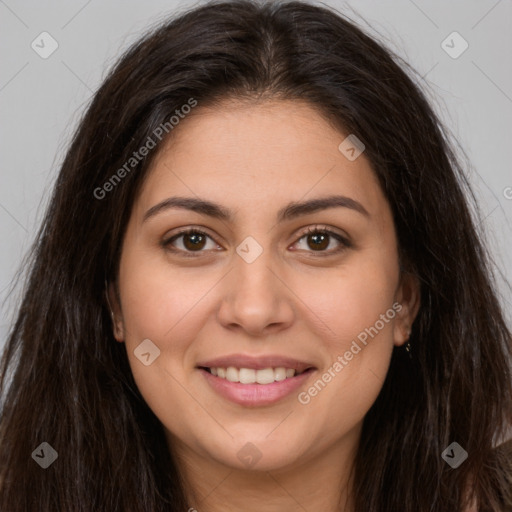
[
  {"x1": 163, "y1": 229, "x2": 219, "y2": 254},
  {"x1": 182, "y1": 232, "x2": 207, "y2": 251},
  {"x1": 306, "y1": 232, "x2": 330, "y2": 251},
  {"x1": 294, "y1": 227, "x2": 351, "y2": 254}
]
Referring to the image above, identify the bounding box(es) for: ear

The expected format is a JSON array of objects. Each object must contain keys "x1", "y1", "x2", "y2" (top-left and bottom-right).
[
  {"x1": 106, "y1": 281, "x2": 125, "y2": 342},
  {"x1": 393, "y1": 272, "x2": 421, "y2": 347}
]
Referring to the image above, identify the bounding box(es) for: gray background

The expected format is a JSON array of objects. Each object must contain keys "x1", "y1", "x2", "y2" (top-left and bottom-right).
[{"x1": 1, "y1": 0, "x2": 511, "y2": 350}]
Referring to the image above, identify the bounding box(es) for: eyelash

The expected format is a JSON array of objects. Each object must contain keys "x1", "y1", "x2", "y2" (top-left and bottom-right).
[{"x1": 162, "y1": 225, "x2": 351, "y2": 258}]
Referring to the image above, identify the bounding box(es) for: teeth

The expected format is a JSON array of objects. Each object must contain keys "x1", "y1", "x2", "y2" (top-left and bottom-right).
[
  {"x1": 207, "y1": 366, "x2": 301, "y2": 384},
  {"x1": 274, "y1": 367, "x2": 287, "y2": 381},
  {"x1": 256, "y1": 368, "x2": 275, "y2": 384},
  {"x1": 226, "y1": 367, "x2": 239, "y2": 382},
  {"x1": 239, "y1": 368, "x2": 256, "y2": 384}
]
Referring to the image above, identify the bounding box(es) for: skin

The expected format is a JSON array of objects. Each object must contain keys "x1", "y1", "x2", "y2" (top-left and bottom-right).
[{"x1": 109, "y1": 99, "x2": 420, "y2": 512}]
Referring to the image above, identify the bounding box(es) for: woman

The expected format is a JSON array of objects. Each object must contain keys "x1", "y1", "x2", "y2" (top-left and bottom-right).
[{"x1": 1, "y1": 1, "x2": 511, "y2": 510}]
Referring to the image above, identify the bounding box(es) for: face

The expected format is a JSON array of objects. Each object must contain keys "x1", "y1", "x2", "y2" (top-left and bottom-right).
[{"x1": 109, "y1": 99, "x2": 419, "y2": 473}]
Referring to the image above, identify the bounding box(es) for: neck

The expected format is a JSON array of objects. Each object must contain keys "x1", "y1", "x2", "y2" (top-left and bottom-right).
[{"x1": 169, "y1": 428, "x2": 360, "y2": 512}]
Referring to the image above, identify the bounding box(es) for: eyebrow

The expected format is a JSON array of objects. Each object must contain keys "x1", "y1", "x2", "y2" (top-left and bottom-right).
[{"x1": 143, "y1": 194, "x2": 370, "y2": 223}]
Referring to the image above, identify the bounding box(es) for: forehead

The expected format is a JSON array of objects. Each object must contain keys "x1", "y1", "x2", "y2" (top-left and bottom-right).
[{"x1": 136, "y1": 99, "x2": 388, "y2": 223}]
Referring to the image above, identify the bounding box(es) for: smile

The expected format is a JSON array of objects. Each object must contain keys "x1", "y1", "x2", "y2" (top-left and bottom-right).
[
  {"x1": 196, "y1": 354, "x2": 316, "y2": 407},
  {"x1": 201, "y1": 366, "x2": 308, "y2": 384}
]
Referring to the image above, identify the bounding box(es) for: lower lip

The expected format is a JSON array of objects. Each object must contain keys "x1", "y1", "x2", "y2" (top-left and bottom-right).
[{"x1": 199, "y1": 368, "x2": 315, "y2": 407}]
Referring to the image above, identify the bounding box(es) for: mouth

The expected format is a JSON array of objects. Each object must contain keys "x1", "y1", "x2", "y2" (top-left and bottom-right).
[
  {"x1": 198, "y1": 365, "x2": 314, "y2": 384},
  {"x1": 196, "y1": 355, "x2": 317, "y2": 407}
]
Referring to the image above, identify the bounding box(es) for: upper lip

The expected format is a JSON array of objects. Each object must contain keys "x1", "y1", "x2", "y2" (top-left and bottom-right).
[{"x1": 196, "y1": 354, "x2": 315, "y2": 374}]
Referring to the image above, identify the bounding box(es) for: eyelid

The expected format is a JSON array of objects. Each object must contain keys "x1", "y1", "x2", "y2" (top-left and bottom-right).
[
  {"x1": 162, "y1": 224, "x2": 352, "y2": 256},
  {"x1": 296, "y1": 224, "x2": 351, "y2": 244},
  {"x1": 291, "y1": 224, "x2": 352, "y2": 254},
  {"x1": 161, "y1": 226, "x2": 222, "y2": 256}
]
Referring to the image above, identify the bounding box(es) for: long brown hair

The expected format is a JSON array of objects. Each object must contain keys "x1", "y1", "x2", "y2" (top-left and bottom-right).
[{"x1": 1, "y1": 1, "x2": 511, "y2": 510}]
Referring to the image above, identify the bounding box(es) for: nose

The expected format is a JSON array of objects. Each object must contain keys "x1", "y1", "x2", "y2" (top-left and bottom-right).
[{"x1": 216, "y1": 249, "x2": 295, "y2": 337}]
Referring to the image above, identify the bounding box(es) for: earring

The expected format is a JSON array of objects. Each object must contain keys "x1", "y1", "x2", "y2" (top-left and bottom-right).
[{"x1": 405, "y1": 328, "x2": 412, "y2": 360}]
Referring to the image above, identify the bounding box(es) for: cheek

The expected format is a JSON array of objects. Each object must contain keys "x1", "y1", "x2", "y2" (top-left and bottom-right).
[
  {"x1": 297, "y1": 251, "x2": 399, "y2": 347},
  {"x1": 117, "y1": 262, "x2": 215, "y2": 449},
  {"x1": 116, "y1": 249, "x2": 214, "y2": 421},
  {"x1": 118, "y1": 242, "x2": 220, "y2": 347},
  {"x1": 293, "y1": 256, "x2": 398, "y2": 424}
]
